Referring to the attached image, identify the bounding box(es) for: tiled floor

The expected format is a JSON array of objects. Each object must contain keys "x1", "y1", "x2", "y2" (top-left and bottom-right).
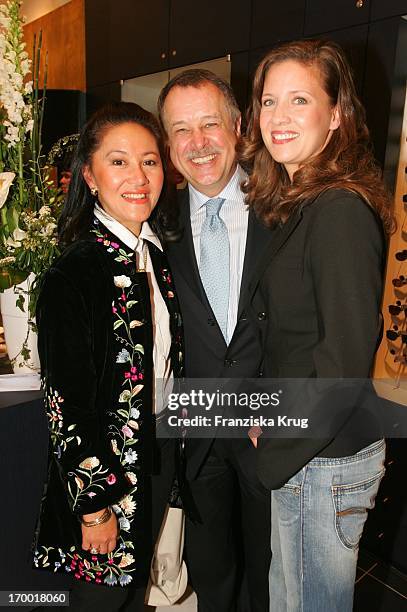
[
  {"x1": 354, "y1": 549, "x2": 407, "y2": 611},
  {"x1": 149, "y1": 549, "x2": 407, "y2": 611}
]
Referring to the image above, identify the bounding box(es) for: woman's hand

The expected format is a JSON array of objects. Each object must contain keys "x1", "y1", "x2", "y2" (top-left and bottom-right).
[
  {"x1": 81, "y1": 508, "x2": 119, "y2": 555},
  {"x1": 248, "y1": 425, "x2": 263, "y2": 448}
]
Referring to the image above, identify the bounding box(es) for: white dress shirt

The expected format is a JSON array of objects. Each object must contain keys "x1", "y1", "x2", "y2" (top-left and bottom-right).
[
  {"x1": 189, "y1": 165, "x2": 249, "y2": 343},
  {"x1": 94, "y1": 204, "x2": 172, "y2": 414}
]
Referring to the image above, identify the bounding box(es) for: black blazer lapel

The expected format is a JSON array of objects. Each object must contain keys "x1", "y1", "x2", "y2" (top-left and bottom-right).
[
  {"x1": 237, "y1": 210, "x2": 273, "y2": 318},
  {"x1": 247, "y1": 209, "x2": 304, "y2": 300}
]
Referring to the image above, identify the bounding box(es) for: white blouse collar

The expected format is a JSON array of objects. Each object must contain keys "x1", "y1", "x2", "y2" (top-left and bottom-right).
[{"x1": 94, "y1": 203, "x2": 163, "y2": 252}]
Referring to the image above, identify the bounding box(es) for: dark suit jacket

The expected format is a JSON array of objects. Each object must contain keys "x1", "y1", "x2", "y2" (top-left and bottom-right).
[
  {"x1": 167, "y1": 186, "x2": 272, "y2": 479},
  {"x1": 248, "y1": 189, "x2": 386, "y2": 489}
]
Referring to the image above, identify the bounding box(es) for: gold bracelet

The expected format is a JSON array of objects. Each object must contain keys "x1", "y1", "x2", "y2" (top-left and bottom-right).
[{"x1": 81, "y1": 506, "x2": 112, "y2": 527}]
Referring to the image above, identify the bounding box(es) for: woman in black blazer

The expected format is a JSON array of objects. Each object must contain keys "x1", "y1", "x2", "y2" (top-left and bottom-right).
[
  {"x1": 241, "y1": 40, "x2": 394, "y2": 611},
  {"x1": 33, "y1": 103, "x2": 182, "y2": 611}
]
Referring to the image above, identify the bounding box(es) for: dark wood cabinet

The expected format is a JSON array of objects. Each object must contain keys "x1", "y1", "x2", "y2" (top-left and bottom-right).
[
  {"x1": 363, "y1": 17, "x2": 407, "y2": 170},
  {"x1": 86, "y1": 0, "x2": 250, "y2": 87},
  {"x1": 108, "y1": 0, "x2": 169, "y2": 80},
  {"x1": 169, "y1": 0, "x2": 251, "y2": 69},
  {"x1": 42, "y1": 90, "x2": 86, "y2": 153},
  {"x1": 86, "y1": 82, "x2": 121, "y2": 118},
  {"x1": 362, "y1": 438, "x2": 407, "y2": 574},
  {"x1": 230, "y1": 51, "x2": 250, "y2": 115},
  {"x1": 85, "y1": 0, "x2": 111, "y2": 89},
  {"x1": 371, "y1": 0, "x2": 407, "y2": 21},
  {"x1": 85, "y1": 0, "x2": 169, "y2": 87},
  {"x1": 322, "y1": 24, "x2": 369, "y2": 96},
  {"x1": 304, "y1": 0, "x2": 370, "y2": 36},
  {"x1": 247, "y1": 24, "x2": 368, "y2": 108},
  {"x1": 251, "y1": 0, "x2": 305, "y2": 49}
]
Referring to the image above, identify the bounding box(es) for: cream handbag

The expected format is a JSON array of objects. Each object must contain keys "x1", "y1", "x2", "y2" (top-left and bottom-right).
[{"x1": 145, "y1": 505, "x2": 188, "y2": 606}]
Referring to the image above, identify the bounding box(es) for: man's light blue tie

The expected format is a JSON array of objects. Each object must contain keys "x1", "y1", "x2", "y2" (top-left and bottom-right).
[{"x1": 199, "y1": 197, "x2": 230, "y2": 342}]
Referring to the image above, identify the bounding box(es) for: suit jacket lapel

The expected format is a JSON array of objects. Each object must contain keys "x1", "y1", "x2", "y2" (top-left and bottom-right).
[{"x1": 168, "y1": 188, "x2": 208, "y2": 305}]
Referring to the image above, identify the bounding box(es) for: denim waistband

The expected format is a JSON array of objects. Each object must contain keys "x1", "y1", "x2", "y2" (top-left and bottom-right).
[{"x1": 308, "y1": 439, "x2": 385, "y2": 467}]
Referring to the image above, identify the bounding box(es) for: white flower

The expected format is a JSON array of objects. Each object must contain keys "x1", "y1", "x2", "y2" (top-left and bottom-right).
[
  {"x1": 38, "y1": 206, "x2": 51, "y2": 217},
  {"x1": 123, "y1": 449, "x2": 138, "y2": 465},
  {"x1": 118, "y1": 516, "x2": 131, "y2": 531},
  {"x1": 5, "y1": 227, "x2": 27, "y2": 248},
  {"x1": 119, "y1": 494, "x2": 136, "y2": 516},
  {"x1": 0, "y1": 172, "x2": 15, "y2": 208},
  {"x1": 114, "y1": 275, "x2": 131, "y2": 288},
  {"x1": 116, "y1": 348, "x2": 130, "y2": 363},
  {"x1": 0, "y1": 256, "x2": 15, "y2": 265},
  {"x1": 130, "y1": 407, "x2": 140, "y2": 419},
  {"x1": 44, "y1": 222, "x2": 57, "y2": 235}
]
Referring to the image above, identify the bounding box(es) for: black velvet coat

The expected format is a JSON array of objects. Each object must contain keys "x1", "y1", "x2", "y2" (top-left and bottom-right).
[{"x1": 33, "y1": 218, "x2": 183, "y2": 588}]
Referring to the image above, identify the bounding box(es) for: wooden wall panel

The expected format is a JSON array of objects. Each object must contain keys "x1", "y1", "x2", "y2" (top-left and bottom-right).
[{"x1": 23, "y1": 0, "x2": 85, "y2": 91}]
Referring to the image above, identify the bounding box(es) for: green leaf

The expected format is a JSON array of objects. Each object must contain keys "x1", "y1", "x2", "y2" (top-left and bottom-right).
[
  {"x1": 16, "y1": 294, "x2": 25, "y2": 312},
  {"x1": 113, "y1": 320, "x2": 124, "y2": 330},
  {"x1": 21, "y1": 346, "x2": 31, "y2": 360}
]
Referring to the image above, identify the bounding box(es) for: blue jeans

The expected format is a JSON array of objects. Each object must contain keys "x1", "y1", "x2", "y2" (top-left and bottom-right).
[{"x1": 269, "y1": 439, "x2": 386, "y2": 612}]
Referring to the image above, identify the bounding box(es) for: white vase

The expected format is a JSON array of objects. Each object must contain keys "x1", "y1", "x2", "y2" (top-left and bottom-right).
[{"x1": 0, "y1": 274, "x2": 40, "y2": 373}]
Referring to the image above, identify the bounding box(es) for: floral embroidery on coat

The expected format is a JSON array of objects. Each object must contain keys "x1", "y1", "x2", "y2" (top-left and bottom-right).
[{"x1": 34, "y1": 218, "x2": 183, "y2": 587}]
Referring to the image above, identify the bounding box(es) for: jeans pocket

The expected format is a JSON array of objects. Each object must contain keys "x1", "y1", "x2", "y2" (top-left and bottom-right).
[
  {"x1": 332, "y1": 468, "x2": 385, "y2": 550},
  {"x1": 273, "y1": 482, "x2": 302, "y2": 526}
]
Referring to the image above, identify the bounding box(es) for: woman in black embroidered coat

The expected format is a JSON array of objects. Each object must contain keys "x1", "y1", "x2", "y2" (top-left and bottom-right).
[{"x1": 33, "y1": 102, "x2": 182, "y2": 610}]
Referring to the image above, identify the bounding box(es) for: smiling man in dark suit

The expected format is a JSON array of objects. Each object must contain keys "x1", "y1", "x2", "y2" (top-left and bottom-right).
[{"x1": 158, "y1": 70, "x2": 271, "y2": 612}]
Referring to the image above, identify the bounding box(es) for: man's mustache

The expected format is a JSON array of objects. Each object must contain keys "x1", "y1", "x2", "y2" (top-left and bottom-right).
[{"x1": 185, "y1": 147, "x2": 221, "y2": 161}]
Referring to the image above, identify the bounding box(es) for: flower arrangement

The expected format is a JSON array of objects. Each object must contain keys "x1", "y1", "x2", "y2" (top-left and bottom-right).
[{"x1": 0, "y1": 0, "x2": 62, "y2": 363}]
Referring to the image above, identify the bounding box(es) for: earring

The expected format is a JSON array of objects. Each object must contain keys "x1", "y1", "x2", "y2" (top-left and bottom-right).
[{"x1": 90, "y1": 188, "x2": 98, "y2": 196}]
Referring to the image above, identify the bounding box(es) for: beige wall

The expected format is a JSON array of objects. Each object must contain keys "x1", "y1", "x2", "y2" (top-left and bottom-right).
[{"x1": 21, "y1": 0, "x2": 71, "y2": 24}]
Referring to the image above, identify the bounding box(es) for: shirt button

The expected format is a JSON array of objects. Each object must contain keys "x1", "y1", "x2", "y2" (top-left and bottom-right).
[
  {"x1": 257, "y1": 312, "x2": 267, "y2": 321},
  {"x1": 224, "y1": 359, "x2": 237, "y2": 367}
]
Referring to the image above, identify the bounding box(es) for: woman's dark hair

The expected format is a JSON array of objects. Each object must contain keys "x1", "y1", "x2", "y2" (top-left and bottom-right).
[
  {"x1": 239, "y1": 39, "x2": 394, "y2": 233},
  {"x1": 58, "y1": 101, "x2": 179, "y2": 246}
]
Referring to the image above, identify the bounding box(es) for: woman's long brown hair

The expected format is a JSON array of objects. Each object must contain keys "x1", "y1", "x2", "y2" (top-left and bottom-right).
[{"x1": 239, "y1": 39, "x2": 394, "y2": 233}]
